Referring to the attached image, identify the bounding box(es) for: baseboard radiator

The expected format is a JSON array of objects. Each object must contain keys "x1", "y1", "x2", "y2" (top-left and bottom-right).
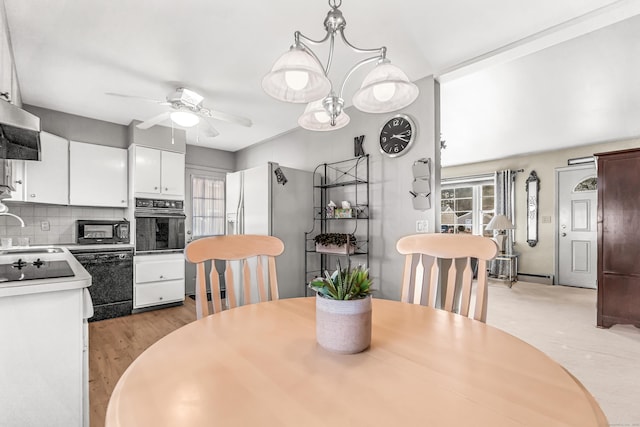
[{"x1": 516, "y1": 273, "x2": 554, "y2": 285}]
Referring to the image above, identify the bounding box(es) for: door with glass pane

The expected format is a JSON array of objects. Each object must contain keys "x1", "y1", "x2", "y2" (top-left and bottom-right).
[
  {"x1": 441, "y1": 181, "x2": 494, "y2": 236},
  {"x1": 184, "y1": 166, "x2": 226, "y2": 295}
]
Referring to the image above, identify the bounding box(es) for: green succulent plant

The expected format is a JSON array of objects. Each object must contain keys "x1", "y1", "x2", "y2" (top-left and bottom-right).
[{"x1": 309, "y1": 260, "x2": 373, "y2": 300}]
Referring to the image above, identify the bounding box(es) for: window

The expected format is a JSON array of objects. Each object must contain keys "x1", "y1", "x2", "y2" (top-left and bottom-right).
[
  {"x1": 191, "y1": 174, "x2": 225, "y2": 237},
  {"x1": 441, "y1": 178, "x2": 495, "y2": 236},
  {"x1": 574, "y1": 177, "x2": 597, "y2": 192}
]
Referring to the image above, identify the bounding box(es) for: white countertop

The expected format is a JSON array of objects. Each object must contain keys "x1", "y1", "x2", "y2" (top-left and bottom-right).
[{"x1": 0, "y1": 247, "x2": 92, "y2": 298}]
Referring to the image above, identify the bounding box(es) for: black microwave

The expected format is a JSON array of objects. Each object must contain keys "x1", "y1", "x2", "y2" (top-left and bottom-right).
[{"x1": 77, "y1": 220, "x2": 130, "y2": 245}]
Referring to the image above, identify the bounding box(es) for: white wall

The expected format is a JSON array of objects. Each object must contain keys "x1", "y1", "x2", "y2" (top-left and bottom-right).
[{"x1": 236, "y1": 76, "x2": 440, "y2": 300}]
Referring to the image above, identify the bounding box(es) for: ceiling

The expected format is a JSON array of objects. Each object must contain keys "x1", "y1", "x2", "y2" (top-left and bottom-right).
[{"x1": 4, "y1": 0, "x2": 640, "y2": 165}]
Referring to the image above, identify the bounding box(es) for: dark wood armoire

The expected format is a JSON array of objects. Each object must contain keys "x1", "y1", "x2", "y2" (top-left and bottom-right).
[{"x1": 596, "y1": 148, "x2": 640, "y2": 328}]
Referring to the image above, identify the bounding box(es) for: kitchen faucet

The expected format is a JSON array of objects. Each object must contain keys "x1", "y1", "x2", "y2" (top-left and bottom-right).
[
  {"x1": 0, "y1": 212, "x2": 25, "y2": 227},
  {"x1": 0, "y1": 201, "x2": 25, "y2": 227}
]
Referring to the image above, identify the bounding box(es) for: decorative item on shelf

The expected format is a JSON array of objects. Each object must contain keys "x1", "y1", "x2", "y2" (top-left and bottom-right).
[
  {"x1": 314, "y1": 233, "x2": 356, "y2": 254},
  {"x1": 525, "y1": 171, "x2": 540, "y2": 247},
  {"x1": 485, "y1": 214, "x2": 515, "y2": 253},
  {"x1": 325, "y1": 200, "x2": 336, "y2": 218},
  {"x1": 262, "y1": 0, "x2": 419, "y2": 131},
  {"x1": 334, "y1": 200, "x2": 352, "y2": 218},
  {"x1": 354, "y1": 135, "x2": 365, "y2": 157},
  {"x1": 410, "y1": 158, "x2": 431, "y2": 211},
  {"x1": 309, "y1": 260, "x2": 373, "y2": 354}
]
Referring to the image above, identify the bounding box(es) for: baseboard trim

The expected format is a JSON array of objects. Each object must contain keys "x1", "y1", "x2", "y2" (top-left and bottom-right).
[{"x1": 517, "y1": 273, "x2": 554, "y2": 285}]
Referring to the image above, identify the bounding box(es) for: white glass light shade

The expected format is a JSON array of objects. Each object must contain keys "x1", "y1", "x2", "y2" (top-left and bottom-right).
[
  {"x1": 298, "y1": 99, "x2": 350, "y2": 131},
  {"x1": 262, "y1": 47, "x2": 331, "y2": 103},
  {"x1": 170, "y1": 111, "x2": 200, "y2": 127},
  {"x1": 352, "y1": 62, "x2": 419, "y2": 113}
]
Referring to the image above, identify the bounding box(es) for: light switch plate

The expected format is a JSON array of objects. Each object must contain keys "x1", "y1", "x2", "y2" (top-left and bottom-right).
[
  {"x1": 416, "y1": 220, "x2": 429, "y2": 233},
  {"x1": 40, "y1": 221, "x2": 50, "y2": 231}
]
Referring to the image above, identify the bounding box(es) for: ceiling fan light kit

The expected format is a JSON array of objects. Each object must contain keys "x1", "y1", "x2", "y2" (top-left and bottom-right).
[
  {"x1": 262, "y1": 0, "x2": 419, "y2": 131},
  {"x1": 170, "y1": 111, "x2": 200, "y2": 127},
  {"x1": 109, "y1": 87, "x2": 252, "y2": 136}
]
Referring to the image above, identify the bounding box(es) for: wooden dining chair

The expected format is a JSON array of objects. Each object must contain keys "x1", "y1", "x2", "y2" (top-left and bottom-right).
[
  {"x1": 396, "y1": 233, "x2": 498, "y2": 322},
  {"x1": 185, "y1": 235, "x2": 285, "y2": 319}
]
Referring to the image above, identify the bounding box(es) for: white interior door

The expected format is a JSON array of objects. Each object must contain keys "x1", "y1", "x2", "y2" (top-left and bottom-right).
[{"x1": 556, "y1": 165, "x2": 597, "y2": 288}]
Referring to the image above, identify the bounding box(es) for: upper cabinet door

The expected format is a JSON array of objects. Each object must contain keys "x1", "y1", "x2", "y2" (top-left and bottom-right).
[
  {"x1": 160, "y1": 151, "x2": 185, "y2": 197},
  {"x1": 69, "y1": 141, "x2": 128, "y2": 207},
  {"x1": 24, "y1": 132, "x2": 69, "y2": 205},
  {"x1": 134, "y1": 146, "x2": 161, "y2": 195}
]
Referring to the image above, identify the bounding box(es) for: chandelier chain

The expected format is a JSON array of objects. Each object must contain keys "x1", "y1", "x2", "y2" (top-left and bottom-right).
[{"x1": 329, "y1": 0, "x2": 342, "y2": 10}]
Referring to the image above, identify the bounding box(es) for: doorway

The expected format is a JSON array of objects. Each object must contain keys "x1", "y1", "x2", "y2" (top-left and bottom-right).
[
  {"x1": 555, "y1": 165, "x2": 597, "y2": 288},
  {"x1": 184, "y1": 165, "x2": 227, "y2": 296}
]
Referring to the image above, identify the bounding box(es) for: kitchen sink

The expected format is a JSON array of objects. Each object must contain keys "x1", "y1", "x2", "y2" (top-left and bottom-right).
[{"x1": 0, "y1": 247, "x2": 64, "y2": 256}]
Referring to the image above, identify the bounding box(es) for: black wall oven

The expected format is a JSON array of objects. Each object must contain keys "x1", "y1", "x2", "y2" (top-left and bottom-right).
[{"x1": 135, "y1": 198, "x2": 186, "y2": 254}]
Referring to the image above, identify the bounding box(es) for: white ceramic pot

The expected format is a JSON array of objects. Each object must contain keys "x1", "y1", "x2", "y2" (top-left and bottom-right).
[{"x1": 315, "y1": 294, "x2": 372, "y2": 354}]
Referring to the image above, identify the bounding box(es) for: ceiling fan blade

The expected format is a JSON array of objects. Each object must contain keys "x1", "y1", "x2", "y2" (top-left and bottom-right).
[
  {"x1": 105, "y1": 92, "x2": 167, "y2": 104},
  {"x1": 202, "y1": 118, "x2": 220, "y2": 138},
  {"x1": 136, "y1": 112, "x2": 171, "y2": 129},
  {"x1": 198, "y1": 108, "x2": 252, "y2": 127}
]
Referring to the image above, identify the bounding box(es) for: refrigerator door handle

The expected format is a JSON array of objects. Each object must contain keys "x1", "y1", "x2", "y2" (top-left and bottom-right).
[{"x1": 237, "y1": 172, "x2": 244, "y2": 234}]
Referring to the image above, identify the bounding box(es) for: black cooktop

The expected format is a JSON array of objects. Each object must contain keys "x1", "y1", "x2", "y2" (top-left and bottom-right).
[{"x1": 0, "y1": 259, "x2": 75, "y2": 283}]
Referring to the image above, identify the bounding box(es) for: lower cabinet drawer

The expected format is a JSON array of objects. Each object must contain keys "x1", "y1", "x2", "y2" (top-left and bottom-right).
[
  {"x1": 136, "y1": 259, "x2": 184, "y2": 284},
  {"x1": 134, "y1": 280, "x2": 185, "y2": 308}
]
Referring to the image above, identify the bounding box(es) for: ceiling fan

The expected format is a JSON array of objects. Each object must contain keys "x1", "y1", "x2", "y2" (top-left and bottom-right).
[{"x1": 106, "y1": 88, "x2": 252, "y2": 138}]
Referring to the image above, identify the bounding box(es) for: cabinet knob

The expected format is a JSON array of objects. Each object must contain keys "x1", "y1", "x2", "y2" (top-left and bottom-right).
[
  {"x1": 159, "y1": 296, "x2": 164, "y2": 300},
  {"x1": 30, "y1": 194, "x2": 36, "y2": 198},
  {"x1": 561, "y1": 232, "x2": 567, "y2": 237},
  {"x1": 121, "y1": 200, "x2": 125, "y2": 203},
  {"x1": 159, "y1": 275, "x2": 164, "y2": 279},
  {"x1": 154, "y1": 186, "x2": 158, "y2": 190},
  {"x1": 15, "y1": 180, "x2": 22, "y2": 185},
  {"x1": 164, "y1": 187, "x2": 168, "y2": 191}
]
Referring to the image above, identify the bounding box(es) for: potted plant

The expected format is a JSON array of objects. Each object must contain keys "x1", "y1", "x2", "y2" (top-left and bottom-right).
[
  {"x1": 314, "y1": 233, "x2": 356, "y2": 254},
  {"x1": 309, "y1": 260, "x2": 373, "y2": 354}
]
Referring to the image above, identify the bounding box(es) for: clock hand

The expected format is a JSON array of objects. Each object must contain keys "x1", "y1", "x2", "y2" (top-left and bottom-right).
[{"x1": 391, "y1": 134, "x2": 409, "y2": 142}]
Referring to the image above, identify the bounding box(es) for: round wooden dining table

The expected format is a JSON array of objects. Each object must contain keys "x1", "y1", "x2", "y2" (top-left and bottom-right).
[{"x1": 105, "y1": 297, "x2": 606, "y2": 426}]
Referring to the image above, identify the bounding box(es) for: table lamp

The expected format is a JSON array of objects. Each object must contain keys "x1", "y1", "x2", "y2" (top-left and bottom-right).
[{"x1": 486, "y1": 214, "x2": 515, "y2": 253}]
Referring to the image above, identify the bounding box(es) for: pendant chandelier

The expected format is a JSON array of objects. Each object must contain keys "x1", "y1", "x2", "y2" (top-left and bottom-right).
[{"x1": 262, "y1": 0, "x2": 419, "y2": 131}]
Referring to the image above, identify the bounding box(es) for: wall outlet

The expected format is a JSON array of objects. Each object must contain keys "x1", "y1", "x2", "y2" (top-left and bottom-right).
[
  {"x1": 40, "y1": 221, "x2": 50, "y2": 231},
  {"x1": 541, "y1": 216, "x2": 552, "y2": 224},
  {"x1": 416, "y1": 219, "x2": 429, "y2": 233}
]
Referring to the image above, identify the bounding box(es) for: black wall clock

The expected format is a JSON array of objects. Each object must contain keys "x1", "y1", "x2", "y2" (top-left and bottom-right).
[{"x1": 379, "y1": 114, "x2": 416, "y2": 158}]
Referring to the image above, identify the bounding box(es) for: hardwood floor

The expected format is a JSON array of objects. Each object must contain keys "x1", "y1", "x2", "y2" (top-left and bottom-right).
[{"x1": 89, "y1": 298, "x2": 196, "y2": 427}]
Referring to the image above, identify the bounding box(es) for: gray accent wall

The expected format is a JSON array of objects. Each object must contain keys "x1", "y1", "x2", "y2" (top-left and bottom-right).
[
  {"x1": 24, "y1": 105, "x2": 128, "y2": 148},
  {"x1": 236, "y1": 76, "x2": 440, "y2": 300},
  {"x1": 185, "y1": 144, "x2": 235, "y2": 171}
]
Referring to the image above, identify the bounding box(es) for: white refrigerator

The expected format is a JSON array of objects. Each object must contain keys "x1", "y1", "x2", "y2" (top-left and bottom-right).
[{"x1": 226, "y1": 163, "x2": 314, "y2": 300}]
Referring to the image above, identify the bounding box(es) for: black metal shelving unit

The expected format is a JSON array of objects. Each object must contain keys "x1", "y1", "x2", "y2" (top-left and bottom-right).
[{"x1": 304, "y1": 155, "x2": 370, "y2": 295}]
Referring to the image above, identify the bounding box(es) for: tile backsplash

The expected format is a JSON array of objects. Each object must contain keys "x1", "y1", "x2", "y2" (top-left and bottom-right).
[{"x1": 0, "y1": 202, "x2": 127, "y2": 245}]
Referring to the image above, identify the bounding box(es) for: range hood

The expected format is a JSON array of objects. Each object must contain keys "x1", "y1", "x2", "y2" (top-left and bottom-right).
[{"x1": 0, "y1": 100, "x2": 41, "y2": 161}]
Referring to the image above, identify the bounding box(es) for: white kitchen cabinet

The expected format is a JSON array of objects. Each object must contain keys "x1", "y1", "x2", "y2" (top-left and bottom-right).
[
  {"x1": 24, "y1": 132, "x2": 69, "y2": 205},
  {"x1": 160, "y1": 150, "x2": 185, "y2": 196},
  {"x1": 0, "y1": 288, "x2": 85, "y2": 426},
  {"x1": 133, "y1": 253, "x2": 185, "y2": 309},
  {"x1": 0, "y1": 5, "x2": 14, "y2": 103},
  {"x1": 132, "y1": 145, "x2": 185, "y2": 199},
  {"x1": 69, "y1": 141, "x2": 128, "y2": 207},
  {"x1": 4, "y1": 160, "x2": 25, "y2": 201}
]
